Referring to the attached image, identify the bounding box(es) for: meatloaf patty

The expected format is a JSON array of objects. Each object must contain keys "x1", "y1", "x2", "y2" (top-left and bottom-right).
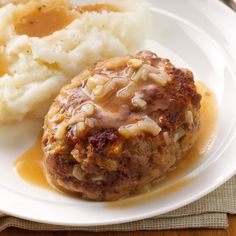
[{"x1": 42, "y1": 51, "x2": 201, "y2": 201}]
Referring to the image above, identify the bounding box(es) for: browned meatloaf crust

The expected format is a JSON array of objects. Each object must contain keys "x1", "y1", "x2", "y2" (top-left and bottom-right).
[{"x1": 42, "y1": 51, "x2": 201, "y2": 201}]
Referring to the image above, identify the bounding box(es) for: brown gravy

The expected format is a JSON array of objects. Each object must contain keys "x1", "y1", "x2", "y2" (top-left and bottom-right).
[
  {"x1": 0, "y1": 50, "x2": 8, "y2": 77},
  {"x1": 14, "y1": 81, "x2": 218, "y2": 203},
  {"x1": 14, "y1": 2, "x2": 119, "y2": 38},
  {"x1": 14, "y1": 4, "x2": 76, "y2": 37},
  {"x1": 78, "y1": 3, "x2": 119, "y2": 13},
  {"x1": 105, "y1": 81, "x2": 218, "y2": 208},
  {"x1": 106, "y1": 178, "x2": 193, "y2": 209},
  {"x1": 14, "y1": 135, "x2": 51, "y2": 189}
]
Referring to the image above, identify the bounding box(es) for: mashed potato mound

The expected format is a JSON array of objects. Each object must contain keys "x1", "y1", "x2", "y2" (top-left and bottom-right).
[{"x1": 0, "y1": 0, "x2": 148, "y2": 122}]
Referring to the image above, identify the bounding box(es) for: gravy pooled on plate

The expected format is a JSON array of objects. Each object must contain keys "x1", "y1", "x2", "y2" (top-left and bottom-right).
[{"x1": 14, "y1": 79, "x2": 218, "y2": 202}]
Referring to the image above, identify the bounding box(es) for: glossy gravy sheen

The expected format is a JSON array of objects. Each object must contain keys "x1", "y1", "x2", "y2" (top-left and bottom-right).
[
  {"x1": 14, "y1": 3, "x2": 118, "y2": 38},
  {"x1": 15, "y1": 5, "x2": 75, "y2": 38},
  {"x1": 78, "y1": 3, "x2": 119, "y2": 13},
  {"x1": 0, "y1": 50, "x2": 8, "y2": 77},
  {"x1": 14, "y1": 134, "x2": 50, "y2": 189},
  {"x1": 14, "y1": 82, "x2": 218, "y2": 202},
  {"x1": 106, "y1": 81, "x2": 218, "y2": 208}
]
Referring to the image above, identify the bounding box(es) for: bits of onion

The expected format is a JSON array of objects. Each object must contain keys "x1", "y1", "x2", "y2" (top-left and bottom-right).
[{"x1": 118, "y1": 116, "x2": 161, "y2": 138}]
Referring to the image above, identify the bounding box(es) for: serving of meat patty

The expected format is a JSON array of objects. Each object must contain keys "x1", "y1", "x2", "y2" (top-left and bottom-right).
[{"x1": 42, "y1": 51, "x2": 201, "y2": 201}]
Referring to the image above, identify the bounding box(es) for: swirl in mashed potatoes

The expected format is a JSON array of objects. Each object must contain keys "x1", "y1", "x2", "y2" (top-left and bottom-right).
[{"x1": 0, "y1": 0, "x2": 148, "y2": 122}]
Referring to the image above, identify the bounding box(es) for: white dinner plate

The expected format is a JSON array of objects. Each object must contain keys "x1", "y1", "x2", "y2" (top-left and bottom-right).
[{"x1": 0, "y1": 0, "x2": 236, "y2": 226}]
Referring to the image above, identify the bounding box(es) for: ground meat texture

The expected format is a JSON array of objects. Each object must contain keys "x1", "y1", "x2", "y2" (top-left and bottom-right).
[{"x1": 42, "y1": 50, "x2": 201, "y2": 201}]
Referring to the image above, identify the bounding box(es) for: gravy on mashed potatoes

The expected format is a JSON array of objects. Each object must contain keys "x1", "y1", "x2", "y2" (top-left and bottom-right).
[
  {"x1": 14, "y1": 2, "x2": 76, "y2": 37},
  {"x1": 0, "y1": 0, "x2": 148, "y2": 122}
]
